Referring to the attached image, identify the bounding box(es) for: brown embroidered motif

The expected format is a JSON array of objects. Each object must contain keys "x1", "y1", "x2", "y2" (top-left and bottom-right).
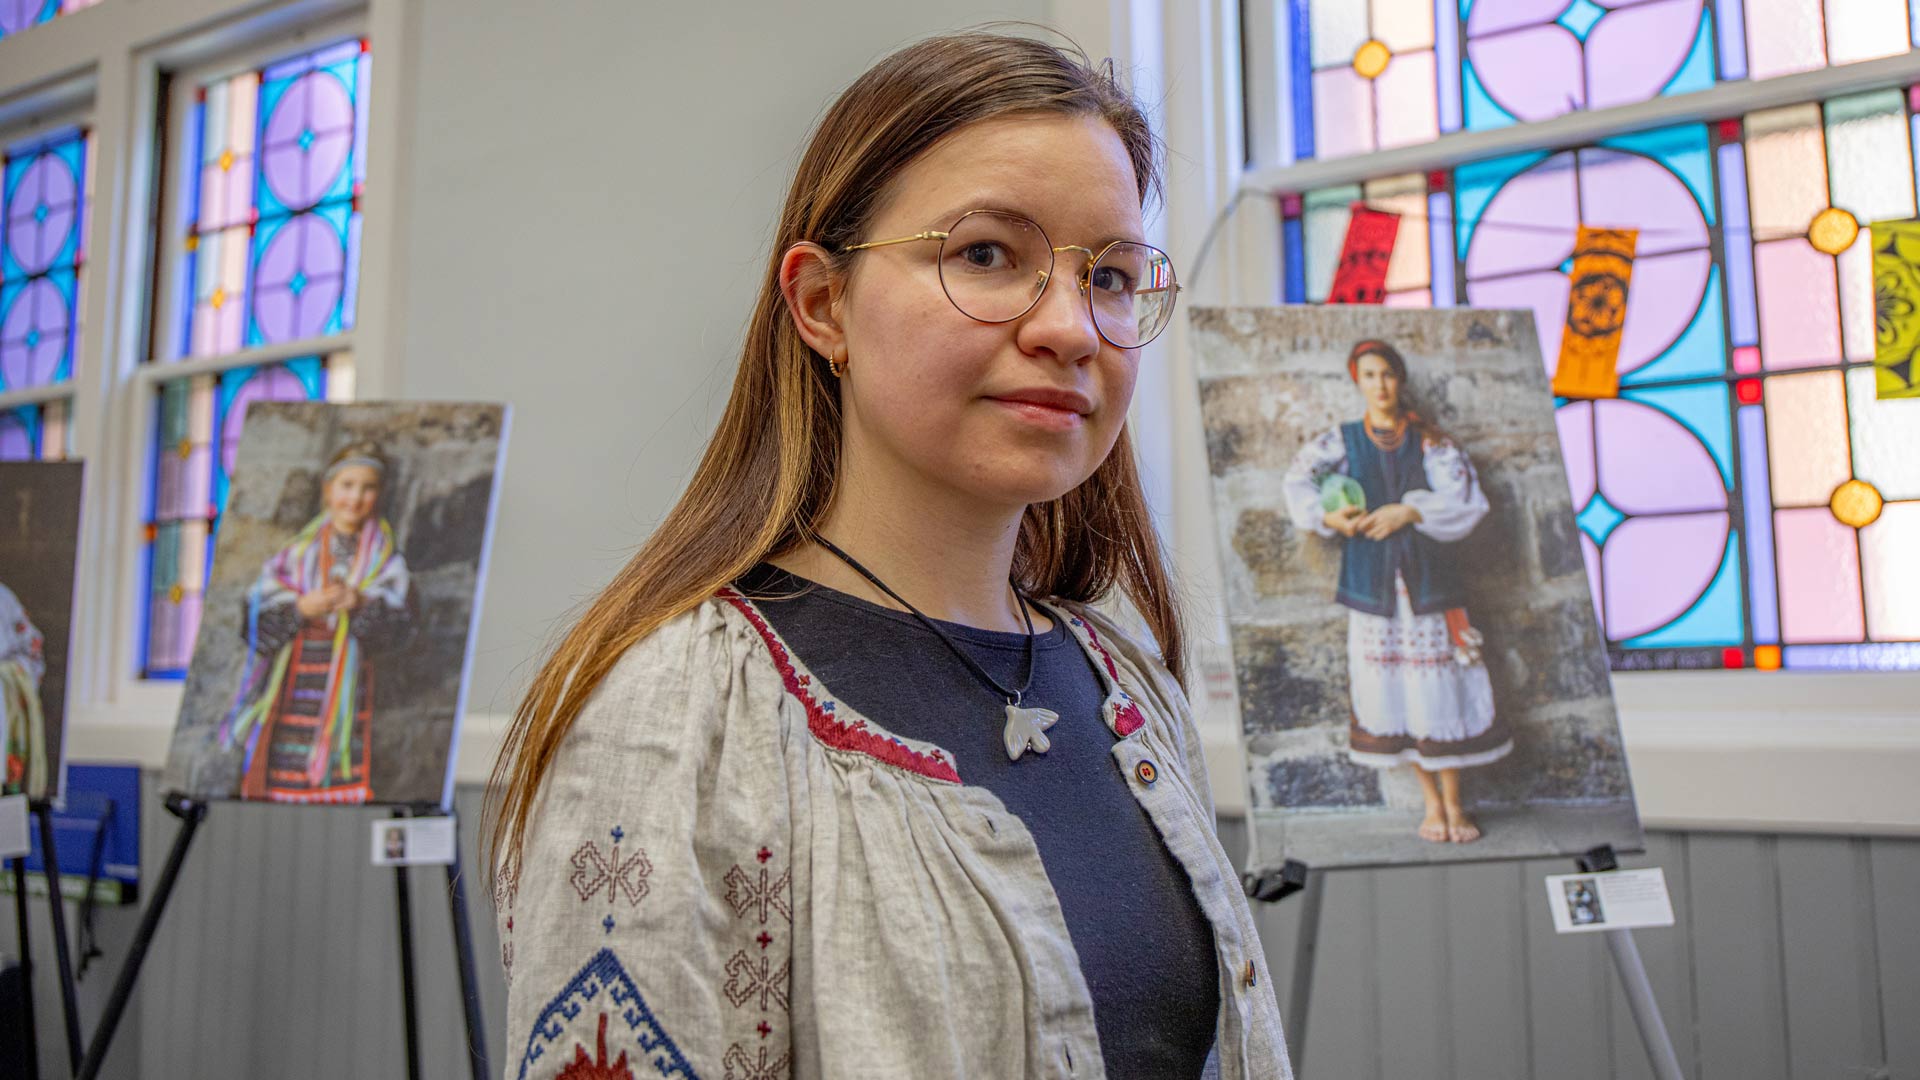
[
  {"x1": 722, "y1": 1043, "x2": 791, "y2": 1080},
  {"x1": 723, "y1": 950, "x2": 791, "y2": 1013},
  {"x1": 569, "y1": 834, "x2": 652, "y2": 907},
  {"x1": 724, "y1": 864, "x2": 792, "y2": 925}
]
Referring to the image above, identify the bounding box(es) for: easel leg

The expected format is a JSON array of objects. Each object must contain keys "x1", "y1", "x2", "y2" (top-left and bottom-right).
[
  {"x1": 393, "y1": 810, "x2": 423, "y2": 1080},
  {"x1": 77, "y1": 794, "x2": 208, "y2": 1080},
  {"x1": 445, "y1": 823, "x2": 491, "y2": 1080},
  {"x1": 1285, "y1": 869, "x2": 1324, "y2": 1072},
  {"x1": 10, "y1": 856, "x2": 40, "y2": 1080},
  {"x1": 1602, "y1": 928, "x2": 1687, "y2": 1080},
  {"x1": 34, "y1": 805, "x2": 83, "y2": 1072}
]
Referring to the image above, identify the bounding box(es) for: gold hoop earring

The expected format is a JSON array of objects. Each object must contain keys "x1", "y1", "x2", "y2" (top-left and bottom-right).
[{"x1": 827, "y1": 350, "x2": 846, "y2": 378}]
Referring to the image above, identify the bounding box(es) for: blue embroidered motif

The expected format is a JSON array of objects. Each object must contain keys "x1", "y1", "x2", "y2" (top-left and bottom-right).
[
  {"x1": 603, "y1": 914, "x2": 616, "y2": 934},
  {"x1": 611, "y1": 825, "x2": 625, "y2": 842},
  {"x1": 517, "y1": 948, "x2": 698, "y2": 1079}
]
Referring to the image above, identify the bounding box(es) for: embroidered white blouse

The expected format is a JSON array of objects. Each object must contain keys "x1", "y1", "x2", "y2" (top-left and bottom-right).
[
  {"x1": 496, "y1": 590, "x2": 1291, "y2": 1080},
  {"x1": 1281, "y1": 426, "x2": 1490, "y2": 543}
]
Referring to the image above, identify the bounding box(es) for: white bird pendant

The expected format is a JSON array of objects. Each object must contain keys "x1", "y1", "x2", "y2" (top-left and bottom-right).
[{"x1": 1003, "y1": 704, "x2": 1060, "y2": 761}]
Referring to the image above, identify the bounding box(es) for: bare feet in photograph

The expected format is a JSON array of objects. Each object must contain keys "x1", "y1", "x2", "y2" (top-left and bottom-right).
[
  {"x1": 1444, "y1": 807, "x2": 1481, "y2": 844},
  {"x1": 1418, "y1": 807, "x2": 1450, "y2": 843}
]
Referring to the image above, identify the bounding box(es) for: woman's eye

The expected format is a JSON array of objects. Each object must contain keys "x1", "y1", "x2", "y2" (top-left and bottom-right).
[
  {"x1": 1092, "y1": 266, "x2": 1136, "y2": 294},
  {"x1": 958, "y1": 241, "x2": 1012, "y2": 269}
]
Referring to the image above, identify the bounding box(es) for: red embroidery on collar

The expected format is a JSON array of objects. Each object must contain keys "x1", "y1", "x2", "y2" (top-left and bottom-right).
[
  {"x1": 1069, "y1": 614, "x2": 1148, "y2": 737},
  {"x1": 718, "y1": 589, "x2": 964, "y2": 784}
]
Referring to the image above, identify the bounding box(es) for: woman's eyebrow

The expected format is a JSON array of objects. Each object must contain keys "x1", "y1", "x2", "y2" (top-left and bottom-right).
[{"x1": 922, "y1": 202, "x2": 1144, "y2": 247}]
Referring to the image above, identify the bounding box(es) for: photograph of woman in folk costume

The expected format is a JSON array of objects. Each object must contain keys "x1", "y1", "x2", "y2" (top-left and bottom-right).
[
  {"x1": 1283, "y1": 339, "x2": 1511, "y2": 844},
  {"x1": 0, "y1": 580, "x2": 47, "y2": 798},
  {"x1": 220, "y1": 441, "x2": 414, "y2": 803}
]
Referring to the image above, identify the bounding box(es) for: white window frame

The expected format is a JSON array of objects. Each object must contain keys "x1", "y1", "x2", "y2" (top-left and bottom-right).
[
  {"x1": 1051, "y1": 0, "x2": 1920, "y2": 834},
  {"x1": 0, "y1": 0, "x2": 413, "y2": 761}
]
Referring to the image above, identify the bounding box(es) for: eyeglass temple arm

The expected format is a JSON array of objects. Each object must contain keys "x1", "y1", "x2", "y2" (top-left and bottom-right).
[{"x1": 842, "y1": 230, "x2": 949, "y2": 252}]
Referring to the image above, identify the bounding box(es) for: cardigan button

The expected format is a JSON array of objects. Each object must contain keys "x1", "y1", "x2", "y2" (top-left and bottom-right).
[{"x1": 1134, "y1": 759, "x2": 1157, "y2": 786}]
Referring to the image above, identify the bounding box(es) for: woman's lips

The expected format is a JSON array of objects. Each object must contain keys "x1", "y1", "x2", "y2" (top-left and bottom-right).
[{"x1": 989, "y1": 397, "x2": 1087, "y2": 430}]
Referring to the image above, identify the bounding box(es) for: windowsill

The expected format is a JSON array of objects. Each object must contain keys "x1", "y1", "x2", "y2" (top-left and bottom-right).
[{"x1": 69, "y1": 666, "x2": 1920, "y2": 834}]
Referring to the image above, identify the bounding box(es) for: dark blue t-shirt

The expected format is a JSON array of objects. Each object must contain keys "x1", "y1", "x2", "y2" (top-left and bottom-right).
[{"x1": 735, "y1": 564, "x2": 1219, "y2": 1076}]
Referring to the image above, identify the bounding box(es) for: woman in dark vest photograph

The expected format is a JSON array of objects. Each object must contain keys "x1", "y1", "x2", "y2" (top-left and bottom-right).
[{"x1": 1283, "y1": 339, "x2": 1511, "y2": 844}]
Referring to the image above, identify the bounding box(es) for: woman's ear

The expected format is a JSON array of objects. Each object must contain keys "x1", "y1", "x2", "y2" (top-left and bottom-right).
[{"x1": 778, "y1": 242, "x2": 846, "y2": 362}]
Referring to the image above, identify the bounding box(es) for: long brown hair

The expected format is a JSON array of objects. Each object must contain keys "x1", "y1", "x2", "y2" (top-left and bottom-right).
[{"x1": 485, "y1": 31, "x2": 1184, "y2": 874}]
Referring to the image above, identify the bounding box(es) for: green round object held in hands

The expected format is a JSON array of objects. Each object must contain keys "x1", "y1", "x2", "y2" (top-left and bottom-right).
[{"x1": 1320, "y1": 473, "x2": 1367, "y2": 513}]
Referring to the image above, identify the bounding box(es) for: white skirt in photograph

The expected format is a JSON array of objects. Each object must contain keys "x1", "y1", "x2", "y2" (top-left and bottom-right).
[{"x1": 1345, "y1": 575, "x2": 1511, "y2": 771}]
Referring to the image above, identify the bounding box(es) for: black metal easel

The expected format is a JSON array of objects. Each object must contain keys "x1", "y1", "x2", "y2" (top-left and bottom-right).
[
  {"x1": 7, "y1": 800, "x2": 87, "y2": 1079},
  {"x1": 1244, "y1": 845, "x2": 1685, "y2": 1079},
  {"x1": 74, "y1": 795, "x2": 492, "y2": 1080}
]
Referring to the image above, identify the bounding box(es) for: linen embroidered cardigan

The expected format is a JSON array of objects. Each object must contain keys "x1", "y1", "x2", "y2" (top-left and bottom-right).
[{"x1": 497, "y1": 591, "x2": 1292, "y2": 1080}]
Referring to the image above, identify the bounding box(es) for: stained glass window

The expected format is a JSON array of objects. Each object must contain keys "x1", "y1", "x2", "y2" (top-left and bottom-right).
[
  {"x1": 168, "y1": 39, "x2": 369, "y2": 360},
  {"x1": 1281, "y1": 1, "x2": 1920, "y2": 162},
  {"x1": 141, "y1": 353, "x2": 354, "y2": 678},
  {"x1": 0, "y1": 401, "x2": 69, "y2": 461},
  {"x1": 1277, "y1": 89, "x2": 1920, "y2": 671},
  {"x1": 2, "y1": 127, "x2": 90, "y2": 391},
  {"x1": 141, "y1": 37, "x2": 371, "y2": 679},
  {"x1": 0, "y1": 0, "x2": 100, "y2": 42}
]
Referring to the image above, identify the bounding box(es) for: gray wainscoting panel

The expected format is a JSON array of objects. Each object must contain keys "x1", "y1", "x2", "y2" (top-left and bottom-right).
[{"x1": 9, "y1": 780, "x2": 1918, "y2": 1079}]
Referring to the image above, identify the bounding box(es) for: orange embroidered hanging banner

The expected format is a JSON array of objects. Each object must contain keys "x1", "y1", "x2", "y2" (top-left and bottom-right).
[
  {"x1": 1551, "y1": 226, "x2": 1638, "y2": 399},
  {"x1": 1325, "y1": 204, "x2": 1400, "y2": 305}
]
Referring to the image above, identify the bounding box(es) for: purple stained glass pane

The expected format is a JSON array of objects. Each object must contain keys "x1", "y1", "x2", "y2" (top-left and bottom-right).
[
  {"x1": 0, "y1": 0, "x2": 54, "y2": 35},
  {"x1": 1584, "y1": 0, "x2": 1702, "y2": 111},
  {"x1": 1576, "y1": 148, "x2": 1708, "y2": 256},
  {"x1": 0, "y1": 277, "x2": 71, "y2": 388},
  {"x1": 6, "y1": 151, "x2": 78, "y2": 274},
  {"x1": 155, "y1": 444, "x2": 213, "y2": 520},
  {"x1": 1465, "y1": 0, "x2": 1574, "y2": 37},
  {"x1": 1467, "y1": 270, "x2": 1569, "y2": 373},
  {"x1": 1602, "y1": 511, "x2": 1731, "y2": 640},
  {"x1": 220, "y1": 366, "x2": 312, "y2": 476},
  {"x1": 1463, "y1": 155, "x2": 1578, "y2": 279},
  {"x1": 1557, "y1": 402, "x2": 1597, "y2": 508},
  {"x1": 261, "y1": 71, "x2": 355, "y2": 210},
  {"x1": 0, "y1": 415, "x2": 30, "y2": 460},
  {"x1": 251, "y1": 214, "x2": 346, "y2": 343},
  {"x1": 1615, "y1": 250, "x2": 1712, "y2": 375},
  {"x1": 1717, "y1": 142, "x2": 1759, "y2": 347},
  {"x1": 1594, "y1": 398, "x2": 1727, "y2": 514},
  {"x1": 1737, "y1": 406, "x2": 1780, "y2": 644},
  {"x1": 1467, "y1": 25, "x2": 1586, "y2": 121}
]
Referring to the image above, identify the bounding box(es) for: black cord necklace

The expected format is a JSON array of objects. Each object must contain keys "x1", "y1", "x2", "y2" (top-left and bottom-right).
[{"x1": 813, "y1": 535, "x2": 1058, "y2": 761}]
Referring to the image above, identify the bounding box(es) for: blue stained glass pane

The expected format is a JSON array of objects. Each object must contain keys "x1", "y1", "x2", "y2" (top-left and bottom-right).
[
  {"x1": 1283, "y1": 216, "x2": 1307, "y2": 303},
  {"x1": 1559, "y1": 0, "x2": 1606, "y2": 41},
  {"x1": 1289, "y1": 0, "x2": 1315, "y2": 161},
  {"x1": 1624, "y1": 531, "x2": 1745, "y2": 647},
  {"x1": 1459, "y1": 51, "x2": 1516, "y2": 134},
  {"x1": 1663, "y1": 11, "x2": 1718, "y2": 98},
  {"x1": 1601, "y1": 125, "x2": 1717, "y2": 221},
  {"x1": 1452, "y1": 150, "x2": 1548, "y2": 261}
]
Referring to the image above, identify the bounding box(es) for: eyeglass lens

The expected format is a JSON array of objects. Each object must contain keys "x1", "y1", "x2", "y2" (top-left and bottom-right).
[{"x1": 935, "y1": 211, "x2": 1177, "y2": 348}]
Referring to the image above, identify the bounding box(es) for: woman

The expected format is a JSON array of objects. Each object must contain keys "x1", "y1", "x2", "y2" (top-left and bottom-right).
[
  {"x1": 220, "y1": 441, "x2": 413, "y2": 803},
  {"x1": 487, "y1": 32, "x2": 1289, "y2": 1080},
  {"x1": 1283, "y1": 340, "x2": 1509, "y2": 844},
  {"x1": 0, "y1": 581, "x2": 47, "y2": 798}
]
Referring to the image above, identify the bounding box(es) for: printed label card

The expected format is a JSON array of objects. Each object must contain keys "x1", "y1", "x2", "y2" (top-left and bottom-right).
[
  {"x1": 370, "y1": 814, "x2": 457, "y2": 866},
  {"x1": 1546, "y1": 867, "x2": 1675, "y2": 934}
]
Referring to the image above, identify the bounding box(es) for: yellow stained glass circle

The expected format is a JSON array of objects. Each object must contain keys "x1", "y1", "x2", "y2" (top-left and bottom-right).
[
  {"x1": 1808, "y1": 207, "x2": 1859, "y2": 256},
  {"x1": 219, "y1": 148, "x2": 235, "y2": 172},
  {"x1": 176, "y1": 438, "x2": 193, "y2": 459},
  {"x1": 1830, "y1": 478, "x2": 1883, "y2": 528},
  {"x1": 210, "y1": 287, "x2": 226, "y2": 310},
  {"x1": 168, "y1": 584, "x2": 184, "y2": 604},
  {"x1": 1754, "y1": 645, "x2": 1782, "y2": 671},
  {"x1": 1352, "y1": 39, "x2": 1392, "y2": 80}
]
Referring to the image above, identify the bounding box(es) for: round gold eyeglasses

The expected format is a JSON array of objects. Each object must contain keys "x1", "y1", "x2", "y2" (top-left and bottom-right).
[{"x1": 841, "y1": 209, "x2": 1181, "y2": 349}]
